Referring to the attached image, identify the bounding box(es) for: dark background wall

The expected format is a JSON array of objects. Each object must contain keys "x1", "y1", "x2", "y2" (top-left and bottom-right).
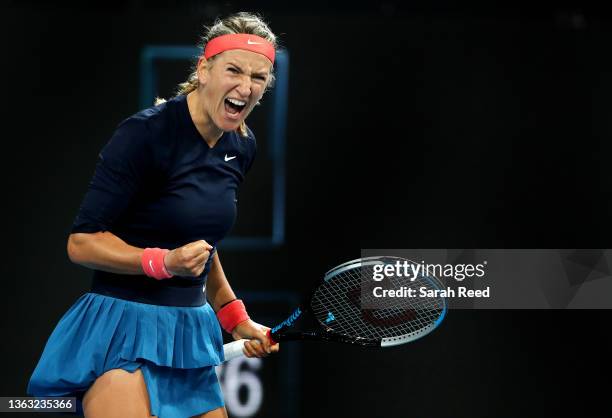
[{"x1": 1, "y1": 1, "x2": 611, "y2": 417}]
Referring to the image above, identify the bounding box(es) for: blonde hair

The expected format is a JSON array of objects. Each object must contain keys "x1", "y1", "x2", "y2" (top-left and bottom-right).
[{"x1": 156, "y1": 12, "x2": 278, "y2": 137}]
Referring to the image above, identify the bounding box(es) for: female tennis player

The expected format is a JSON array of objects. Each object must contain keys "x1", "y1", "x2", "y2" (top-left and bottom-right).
[{"x1": 27, "y1": 12, "x2": 279, "y2": 418}]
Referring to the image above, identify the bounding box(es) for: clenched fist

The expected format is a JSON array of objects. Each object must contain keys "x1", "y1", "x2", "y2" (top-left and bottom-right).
[{"x1": 163, "y1": 240, "x2": 213, "y2": 277}]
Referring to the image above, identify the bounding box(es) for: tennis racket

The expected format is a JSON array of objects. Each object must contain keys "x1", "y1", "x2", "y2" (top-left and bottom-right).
[{"x1": 222, "y1": 256, "x2": 447, "y2": 361}]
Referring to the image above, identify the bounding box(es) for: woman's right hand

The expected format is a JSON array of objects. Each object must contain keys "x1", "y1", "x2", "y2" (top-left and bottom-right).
[{"x1": 163, "y1": 240, "x2": 213, "y2": 277}]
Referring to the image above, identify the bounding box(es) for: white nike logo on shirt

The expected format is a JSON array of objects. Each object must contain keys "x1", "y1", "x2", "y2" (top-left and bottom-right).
[{"x1": 224, "y1": 154, "x2": 237, "y2": 161}]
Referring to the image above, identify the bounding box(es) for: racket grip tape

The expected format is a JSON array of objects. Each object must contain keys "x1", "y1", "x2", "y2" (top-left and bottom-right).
[
  {"x1": 222, "y1": 331, "x2": 277, "y2": 362},
  {"x1": 222, "y1": 339, "x2": 247, "y2": 362}
]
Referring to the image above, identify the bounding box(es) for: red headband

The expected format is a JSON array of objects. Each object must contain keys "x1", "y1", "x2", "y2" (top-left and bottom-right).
[{"x1": 204, "y1": 34, "x2": 275, "y2": 64}]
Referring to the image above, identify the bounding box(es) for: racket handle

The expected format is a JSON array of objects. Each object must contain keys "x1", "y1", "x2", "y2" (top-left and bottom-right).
[
  {"x1": 223, "y1": 331, "x2": 276, "y2": 362},
  {"x1": 267, "y1": 328, "x2": 278, "y2": 345},
  {"x1": 223, "y1": 339, "x2": 248, "y2": 362}
]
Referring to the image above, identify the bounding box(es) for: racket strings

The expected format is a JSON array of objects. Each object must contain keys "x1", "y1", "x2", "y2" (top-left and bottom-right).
[{"x1": 311, "y1": 263, "x2": 445, "y2": 341}]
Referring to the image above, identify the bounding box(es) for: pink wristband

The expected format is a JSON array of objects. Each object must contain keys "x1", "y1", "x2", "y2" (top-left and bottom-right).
[
  {"x1": 141, "y1": 248, "x2": 173, "y2": 280},
  {"x1": 216, "y1": 299, "x2": 250, "y2": 333}
]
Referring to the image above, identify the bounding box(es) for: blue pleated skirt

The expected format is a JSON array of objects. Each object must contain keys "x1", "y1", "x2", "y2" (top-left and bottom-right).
[{"x1": 27, "y1": 292, "x2": 226, "y2": 417}]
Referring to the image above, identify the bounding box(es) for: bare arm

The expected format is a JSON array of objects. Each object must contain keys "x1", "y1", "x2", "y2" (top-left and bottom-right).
[
  {"x1": 67, "y1": 232, "x2": 144, "y2": 274},
  {"x1": 206, "y1": 251, "x2": 237, "y2": 311},
  {"x1": 67, "y1": 232, "x2": 213, "y2": 277},
  {"x1": 207, "y1": 251, "x2": 279, "y2": 357}
]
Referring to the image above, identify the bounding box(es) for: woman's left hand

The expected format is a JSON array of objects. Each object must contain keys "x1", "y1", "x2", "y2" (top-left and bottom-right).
[{"x1": 232, "y1": 320, "x2": 280, "y2": 358}]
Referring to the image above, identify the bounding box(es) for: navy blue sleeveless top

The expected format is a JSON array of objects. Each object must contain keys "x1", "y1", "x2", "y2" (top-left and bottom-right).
[{"x1": 71, "y1": 94, "x2": 256, "y2": 306}]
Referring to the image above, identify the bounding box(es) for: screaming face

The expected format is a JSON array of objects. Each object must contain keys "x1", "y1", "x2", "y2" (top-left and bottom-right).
[{"x1": 198, "y1": 49, "x2": 272, "y2": 133}]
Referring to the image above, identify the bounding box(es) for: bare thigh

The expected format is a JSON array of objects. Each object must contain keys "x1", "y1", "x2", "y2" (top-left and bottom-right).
[
  {"x1": 82, "y1": 368, "x2": 156, "y2": 418},
  {"x1": 191, "y1": 406, "x2": 228, "y2": 418}
]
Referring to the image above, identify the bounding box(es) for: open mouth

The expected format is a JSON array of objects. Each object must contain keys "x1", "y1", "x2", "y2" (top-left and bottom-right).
[{"x1": 224, "y1": 98, "x2": 247, "y2": 117}]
